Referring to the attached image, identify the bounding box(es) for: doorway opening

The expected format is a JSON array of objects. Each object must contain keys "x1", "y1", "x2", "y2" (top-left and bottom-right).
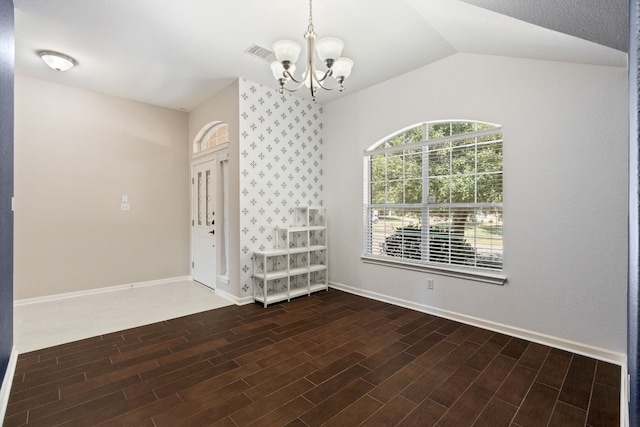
[{"x1": 191, "y1": 122, "x2": 230, "y2": 290}]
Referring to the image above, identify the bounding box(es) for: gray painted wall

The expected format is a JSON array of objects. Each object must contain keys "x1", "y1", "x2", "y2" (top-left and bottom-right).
[
  {"x1": 0, "y1": 0, "x2": 14, "y2": 385},
  {"x1": 324, "y1": 53, "x2": 627, "y2": 354},
  {"x1": 628, "y1": 0, "x2": 639, "y2": 423}
]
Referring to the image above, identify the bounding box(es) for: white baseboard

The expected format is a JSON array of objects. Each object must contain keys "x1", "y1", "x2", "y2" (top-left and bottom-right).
[
  {"x1": 14, "y1": 276, "x2": 191, "y2": 307},
  {"x1": 0, "y1": 346, "x2": 18, "y2": 425},
  {"x1": 188, "y1": 274, "x2": 251, "y2": 306},
  {"x1": 238, "y1": 295, "x2": 255, "y2": 306},
  {"x1": 215, "y1": 287, "x2": 254, "y2": 306},
  {"x1": 212, "y1": 288, "x2": 236, "y2": 304},
  {"x1": 329, "y1": 281, "x2": 626, "y2": 366}
]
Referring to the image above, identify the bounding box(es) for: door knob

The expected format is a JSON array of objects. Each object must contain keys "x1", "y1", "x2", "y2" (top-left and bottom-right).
[{"x1": 209, "y1": 229, "x2": 215, "y2": 235}]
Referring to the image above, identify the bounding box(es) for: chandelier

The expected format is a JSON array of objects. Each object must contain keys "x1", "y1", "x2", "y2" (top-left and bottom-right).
[{"x1": 271, "y1": 0, "x2": 353, "y2": 100}]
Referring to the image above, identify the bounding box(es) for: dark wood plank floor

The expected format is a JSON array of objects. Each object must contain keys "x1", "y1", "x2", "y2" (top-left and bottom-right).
[{"x1": 4, "y1": 289, "x2": 620, "y2": 426}]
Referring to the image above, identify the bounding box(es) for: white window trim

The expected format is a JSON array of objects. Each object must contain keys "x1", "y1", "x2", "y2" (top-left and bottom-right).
[
  {"x1": 192, "y1": 141, "x2": 230, "y2": 160},
  {"x1": 364, "y1": 126, "x2": 502, "y2": 156},
  {"x1": 361, "y1": 254, "x2": 507, "y2": 285}
]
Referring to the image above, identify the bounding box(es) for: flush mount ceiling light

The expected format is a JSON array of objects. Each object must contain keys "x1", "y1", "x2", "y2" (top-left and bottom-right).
[
  {"x1": 271, "y1": 0, "x2": 353, "y2": 100},
  {"x1": 37, "y1": 50, "x2": 77, "y2": 71}
]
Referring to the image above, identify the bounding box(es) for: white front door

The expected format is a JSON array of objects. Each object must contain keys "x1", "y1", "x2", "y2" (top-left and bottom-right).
[{"x1": 191, "y1": 159, "x2": 217, "y2": 289}]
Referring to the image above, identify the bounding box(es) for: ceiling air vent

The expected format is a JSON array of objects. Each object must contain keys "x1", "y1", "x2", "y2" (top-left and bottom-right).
[{"x1": 244, "y1": 44, "x2": 275, "y2": 63}]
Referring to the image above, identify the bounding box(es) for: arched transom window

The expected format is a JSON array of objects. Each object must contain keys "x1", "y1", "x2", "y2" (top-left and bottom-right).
[{"x1": 194, "y1": 122, "x2": 229, "y2": 154}]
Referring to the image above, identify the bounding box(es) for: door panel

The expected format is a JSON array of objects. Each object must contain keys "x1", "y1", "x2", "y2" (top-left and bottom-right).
[{"x1": 192, "y1": 159, "x2": 216, "y2": 289}]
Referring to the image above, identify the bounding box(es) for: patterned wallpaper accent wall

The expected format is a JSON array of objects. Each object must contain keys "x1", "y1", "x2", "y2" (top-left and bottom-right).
[{"x1": 238, "y1": 79, "x2": 324, "y2": 299}]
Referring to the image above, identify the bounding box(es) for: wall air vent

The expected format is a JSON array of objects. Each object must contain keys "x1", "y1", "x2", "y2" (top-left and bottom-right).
[{"x1": 244, "y1": 44, "x2": 275, "y2": 63}]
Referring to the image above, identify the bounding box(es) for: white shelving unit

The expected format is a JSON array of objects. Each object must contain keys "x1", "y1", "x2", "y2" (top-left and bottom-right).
[{"x1": 252, "y1": 206, "x2": 328, "y2": 307}]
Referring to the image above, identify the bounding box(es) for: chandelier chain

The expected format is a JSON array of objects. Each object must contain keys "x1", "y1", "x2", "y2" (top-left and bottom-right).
[{"x1": 308, "y1": 0, "x2": 314, "y2": 32}]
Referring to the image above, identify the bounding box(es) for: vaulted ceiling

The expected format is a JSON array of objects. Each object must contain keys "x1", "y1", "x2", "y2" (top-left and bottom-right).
[{"x1": 13, "y1": 0, "x2": 628, "y2": 110}]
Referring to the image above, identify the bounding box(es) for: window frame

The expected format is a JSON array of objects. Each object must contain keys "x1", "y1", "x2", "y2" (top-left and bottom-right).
[
  {"x1": 362, "y1": 120, "x2": 506, "y2": 285},
  {"x1": 193, "y1": 121, "x2": 230, "y2": 156}
]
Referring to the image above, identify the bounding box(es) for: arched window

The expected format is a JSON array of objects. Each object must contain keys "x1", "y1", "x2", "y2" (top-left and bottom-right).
[
  {"x1": 363, "y1": 120, "x2": 503, "y2": 272},
  {"x1": 193, "y1": 122, "x2": 229, "y2": 154}
]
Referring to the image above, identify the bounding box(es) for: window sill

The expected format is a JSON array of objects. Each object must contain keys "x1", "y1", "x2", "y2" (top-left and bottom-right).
[{"x1": 360, "y1": 255, "x2": 507, "y2": 286}]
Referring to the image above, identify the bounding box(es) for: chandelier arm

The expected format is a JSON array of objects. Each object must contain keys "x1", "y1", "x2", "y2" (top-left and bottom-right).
[
  {"x1": 279, "y1": 77, "x2": 307, "y2": 93},
  {"x1": 279, "y1": 86, "x2": 297, "y2": 93},
  {"x1": 283, "y1": 69, "x2": 306, "y2": 85},
  {"x1": 279, "y1": 83, "x2": 308, "y2": 94},
  {"x1": 315, "y1": 68, "x2": 333, "y2": 83},
  {"x1": 312, "y1": 78, "x2": 342, "y2": 91}
]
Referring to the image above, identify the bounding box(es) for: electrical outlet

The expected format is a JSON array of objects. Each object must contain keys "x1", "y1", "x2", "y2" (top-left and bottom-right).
[
  {"x1": 120, "y1": 203, "x2": 130, "y2": 211},
  {"x1": 427, "y1": 279, "x2": 434, "y2": 290}
]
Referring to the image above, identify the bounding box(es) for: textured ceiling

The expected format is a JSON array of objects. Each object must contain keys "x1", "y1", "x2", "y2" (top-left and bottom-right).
[
  {"x1": 459, "y1": 0, "x2": 629, "y2": 52},
  {"x1": 12, "y1": 0, "x2": 628, "y2": 110}
]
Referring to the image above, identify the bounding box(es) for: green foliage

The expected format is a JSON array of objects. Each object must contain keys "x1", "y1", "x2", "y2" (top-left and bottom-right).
[
  {"x1": 426, "y1": 138, "x2": 502, "y2": 205},
  {"x1": 369, "y1": 122, "x2": 502, "y2": 207},
  {"x1": 370, "y1": 149, "x2": 424, "y2": 204},
  {"x1": 384, "y1": 126, "x2": 423, "y2": 148}
]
